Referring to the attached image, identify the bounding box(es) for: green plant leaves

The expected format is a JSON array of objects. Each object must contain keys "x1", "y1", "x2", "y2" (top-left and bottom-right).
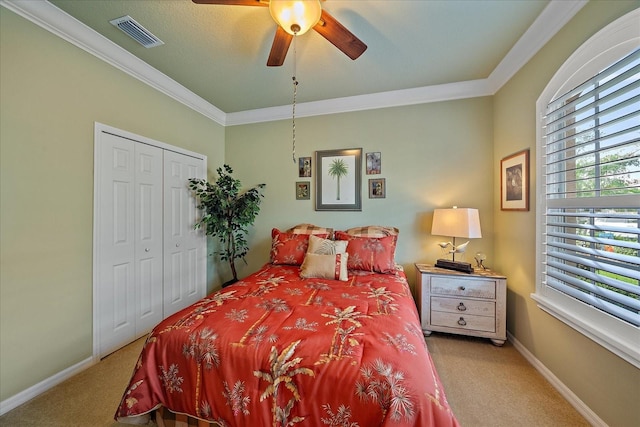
[{"x1": 189, "y1": 165, "x2": 265, "y2": 281}]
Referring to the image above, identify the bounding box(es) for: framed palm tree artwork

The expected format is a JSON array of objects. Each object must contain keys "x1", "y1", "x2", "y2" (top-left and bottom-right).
[{"x1": 315, "y1": 148, "x2": 362, "y2": 211}]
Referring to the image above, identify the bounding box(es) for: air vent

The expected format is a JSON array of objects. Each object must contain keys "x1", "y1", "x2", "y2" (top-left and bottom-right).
[{"x1": 110, "y1": 15, "x2": 164, "y2": 48}]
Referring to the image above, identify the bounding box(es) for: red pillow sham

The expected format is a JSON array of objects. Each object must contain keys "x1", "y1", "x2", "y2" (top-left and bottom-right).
[
  {"x1": 334, "y1": 231, "x2": 397, "y2": 274},
  {"x1": 270, "y1": 228, "x2": 329, "y2": 266}
]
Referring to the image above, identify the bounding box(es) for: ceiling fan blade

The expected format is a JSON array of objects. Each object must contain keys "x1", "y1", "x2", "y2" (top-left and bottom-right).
[
  {"x1": 267, "y1": 26, "x2": 293, "y2": 67},
  {"x1": 191, "y1": 0, "x2": 267, "y2": 6},
  {"x1": 313, "y1": 10, "x2": 367, "y2": 60}
]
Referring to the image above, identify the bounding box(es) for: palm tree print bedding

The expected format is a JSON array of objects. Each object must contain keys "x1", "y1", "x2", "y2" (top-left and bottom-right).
[{"x1": 115, "y1": 263, "x2": 460, "y2": 426}]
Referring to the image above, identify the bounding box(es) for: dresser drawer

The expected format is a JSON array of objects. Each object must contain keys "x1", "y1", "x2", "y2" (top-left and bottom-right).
[
  {"x1": 431, "y1": 296, "x2": 495, "y2": 317},
  {"x1": 431, "y1": 311, "x2": 496, "y2": 333},
  {"x1": 431, "y1": 276, "x2": 496, "y2": 299}
]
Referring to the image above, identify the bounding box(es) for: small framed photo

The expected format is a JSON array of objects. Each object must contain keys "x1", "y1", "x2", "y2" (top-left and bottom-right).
[
  {"x1": 366, "y1": 152, "x2": 381, "y2": 174},
  {"x1": 298, "y1": 157, "x2": 311, "y2": 177},
  {"x1": 368, "y1": 178, "x2": 385, "y2": 199},
  {"x1": 500, "y1": 149, "x2": 529, "y2": 211},
  {"x1": 296, "y1": 181, "x2": 310, "y2": 200}
]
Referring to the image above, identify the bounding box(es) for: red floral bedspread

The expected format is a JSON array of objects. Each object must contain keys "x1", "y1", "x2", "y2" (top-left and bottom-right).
[{"x1": 115, "y1": 264, "x2": 460, "y2": 427}]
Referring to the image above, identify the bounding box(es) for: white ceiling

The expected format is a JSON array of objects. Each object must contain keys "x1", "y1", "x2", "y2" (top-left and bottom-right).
[{"x1": 4, "y1": 0, "x2": 587, "y2": 125}]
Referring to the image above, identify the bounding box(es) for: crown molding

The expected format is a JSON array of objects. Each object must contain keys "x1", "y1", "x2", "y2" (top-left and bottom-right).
[
  {"x1": 225, "y1": 79, "x2": 493, "y2": 125},
  {"x1": 229, "y1": 0, "x2": 588, "y2": 125},
  {"x1": 486, "y1": 0, "x2": 588, "y2": 92},
  {"x1": 1, "y1": 0, "x2": 227, "y2": 126},
  {"x1": 2, "y1": 0, "x2": 586, "y2": 127}
]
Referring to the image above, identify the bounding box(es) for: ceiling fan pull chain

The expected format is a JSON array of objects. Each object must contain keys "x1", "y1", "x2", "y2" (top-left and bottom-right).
[
  {"x1": 292, "y1": 76, "x2": 298, "y2": 164},
  {"x1": 292, "y1": 32, "x2": 298, "y2": 164}
]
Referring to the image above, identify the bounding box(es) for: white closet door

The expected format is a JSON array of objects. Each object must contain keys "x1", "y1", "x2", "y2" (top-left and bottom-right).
[
  {"x1": 133, "y1": 142, "x2": 164, "y2": 335},
  {"x1": 95, "y1": 123, "x2": 207, "y2": 358},
  {"x1": 96, "y1": 133, "x2": 134, "y2": 357},
  {"x1": 96, "y1": 133, "x2": 164, "y2": 357},
  {"x1": 163, "y1": 150, "x2": 206, "y2": 317}
]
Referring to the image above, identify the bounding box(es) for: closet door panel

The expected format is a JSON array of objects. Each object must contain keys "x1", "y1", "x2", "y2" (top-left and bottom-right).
[
  {"x1": 185, "y1": 247, "x2": 199, "y2": 297},
  {"x1": 184, "y1": 162, "x2": 205, "y2": 301},
  {"x1": 134, "y1": 143, "x2": 164, "y2": 336},
  {"x1": 97, "y1": 133, "x2": 136, "y2": 358},
  {"x1": 163, "y1": 151, "x2": 206, "y2": 317},
  {"x1": 111, "y1": 263, "x2": 132, "y2": 331}
]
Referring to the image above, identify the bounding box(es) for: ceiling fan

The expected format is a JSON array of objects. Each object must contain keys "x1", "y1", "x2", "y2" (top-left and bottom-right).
[{"x1": 192, "y1": 0, "x2": 367, "y2": 66}]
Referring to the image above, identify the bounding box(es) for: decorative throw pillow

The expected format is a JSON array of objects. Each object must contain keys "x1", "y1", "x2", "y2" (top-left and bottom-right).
[
  {"x1": 307, "y1": 234, "x2": 348, "y2": 255},
  {"x1": 334, "y1": 231, "x2": 397, "y2": 274},
  {"x1": 341, "y1": 225, "x2": 399, "y2": 240},
  {"x1": 286, "y1": 223, "x2": 334, "y2": 238},
  {"x1": 300, "y1": 253, "x2": 349, "y2": 281},
  {"x1": 270, "y1": 229, "x2": 328, "y2": 265}
]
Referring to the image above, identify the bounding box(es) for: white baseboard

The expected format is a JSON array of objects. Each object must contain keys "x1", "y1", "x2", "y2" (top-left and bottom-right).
[
  {"x1": 0, "y1": 356, "x2": 96, "y2": 416},
  {"x1": 507, "y1": 332, "x2": 607, "y2": 427}
]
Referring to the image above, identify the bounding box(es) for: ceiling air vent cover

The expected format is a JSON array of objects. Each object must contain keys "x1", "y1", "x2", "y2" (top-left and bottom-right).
[{"x1": 110, "y1": 15, "x2": 164, "y2": 48}]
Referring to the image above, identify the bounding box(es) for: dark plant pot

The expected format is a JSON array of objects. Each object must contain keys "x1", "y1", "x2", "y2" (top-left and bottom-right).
[{"x1": 222, "y1": 278, "x2": 238, "y2": 288}]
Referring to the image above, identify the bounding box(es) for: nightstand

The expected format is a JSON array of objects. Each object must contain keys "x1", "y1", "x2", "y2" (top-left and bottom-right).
[{"x1": 415, "y1": 263, "x2": 507, "y2": 346}]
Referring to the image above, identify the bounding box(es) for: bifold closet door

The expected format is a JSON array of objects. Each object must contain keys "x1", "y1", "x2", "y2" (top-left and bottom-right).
[
  {"x1": 163, "y1": 150, "x2": 206, "y2": 317},
  {"x1": 96, "y1": 133, "x2": 164, "y2": 358},
  {"x1": 95, "y1": 125, "x2": 207, "y2": 358}
]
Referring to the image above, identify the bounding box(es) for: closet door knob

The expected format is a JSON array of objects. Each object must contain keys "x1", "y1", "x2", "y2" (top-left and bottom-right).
[
  {"x1": 145, "y1": 248, "x2": 150, "y2": 252},
  {"x1": 176, "y1": 243, "x2": 180, "y2": 248}
]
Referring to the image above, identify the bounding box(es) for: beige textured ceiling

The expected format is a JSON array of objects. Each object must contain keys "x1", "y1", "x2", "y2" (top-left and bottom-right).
[{"x1": 46, "y1": 0, "x2": 551, "y2": 114}]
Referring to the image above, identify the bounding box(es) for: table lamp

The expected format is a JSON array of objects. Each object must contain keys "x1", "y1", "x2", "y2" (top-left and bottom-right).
[{"x1": 431, "y1": 207, "x2": 482, "y2": 273}]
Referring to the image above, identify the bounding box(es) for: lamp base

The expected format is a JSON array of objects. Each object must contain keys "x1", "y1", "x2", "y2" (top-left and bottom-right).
[{"x1": 435, "y1": 259, "x2": 474, "y2": 273}]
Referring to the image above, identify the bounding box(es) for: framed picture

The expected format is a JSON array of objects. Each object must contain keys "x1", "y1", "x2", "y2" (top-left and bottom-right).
[
  {"x1": 315, "y1": 148, "x2": 362, "y2": 211},
  {"x1": 366, "y1": 152, "x2": 381, "y2": 174},
  {"x1": 296, "y1": 181, "x2": 310, "y2": 200},
  {"x1": 298, "y1": 157, "x2": 311, "y2": 177},
  {"x1": 500, "y1": 149, "x2": 529, "y2": 211},
  {"x1": 369, "y1": 178, "x2": 385, "y2": 198}
]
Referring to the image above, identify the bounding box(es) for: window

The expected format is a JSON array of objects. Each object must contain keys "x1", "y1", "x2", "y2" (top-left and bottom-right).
[{"x1": 533, "y1": 9, "x2": 640, "y2": 368}]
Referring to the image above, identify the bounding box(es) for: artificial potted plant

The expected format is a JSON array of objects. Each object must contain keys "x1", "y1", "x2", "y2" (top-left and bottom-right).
[{"x1": 189, "y1": 164, "x2": 266, "y2": 287}]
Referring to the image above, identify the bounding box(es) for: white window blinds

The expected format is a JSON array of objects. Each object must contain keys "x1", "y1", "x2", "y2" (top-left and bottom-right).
[{"x1": 542, "y1": 48, "x2": 640, "y2": 327}]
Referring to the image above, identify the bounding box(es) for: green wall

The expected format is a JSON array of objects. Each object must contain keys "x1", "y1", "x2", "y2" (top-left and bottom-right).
[
  {"x1": 2, "y1": 1, "x2": 639, "y2": 426},
  {"x1": 492, "y1": 2, "x2": 639, "y2": 427},
  {"x1": 0, "y1": 8, "x2": 225, "y2": 401},
  {"x1": 225, "y1": 98, "x2": 495, "y2": 285}
]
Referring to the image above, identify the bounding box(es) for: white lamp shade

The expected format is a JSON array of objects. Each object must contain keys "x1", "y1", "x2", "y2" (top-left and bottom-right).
[
  {"x1": 432, "y1": 208, "x2": 482, "y2": 239},
  {"x1": 269, "y1": 0, "x2": 322, "y2": 35}
]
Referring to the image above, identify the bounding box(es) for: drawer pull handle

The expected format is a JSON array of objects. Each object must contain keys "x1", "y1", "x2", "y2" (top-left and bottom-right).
[
  {"x1": 457, "y1": 317, "x2": 467, "y2": 326},
  {"x1": 459, "y1": 286, "x2": 466, "y2": 291},
  {"x1": 457, "y1": 303, "x2": 467, "y2": 311}
]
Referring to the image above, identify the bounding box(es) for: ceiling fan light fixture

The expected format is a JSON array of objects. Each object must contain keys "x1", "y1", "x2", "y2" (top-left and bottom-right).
[{"x1": 269, "y1": 0, "x2": 321, "y2": 35}]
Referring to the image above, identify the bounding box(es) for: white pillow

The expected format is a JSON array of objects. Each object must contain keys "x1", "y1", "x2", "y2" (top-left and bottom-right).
[
  {"x1": 307, "y1": 234, "x2": 348, "y2": 255},
  {"x1": 300, "y1": 253, "x2": 349, "y2": 281}
]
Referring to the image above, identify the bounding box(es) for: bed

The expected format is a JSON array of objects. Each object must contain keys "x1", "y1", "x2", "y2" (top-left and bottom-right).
[{"x1": 115, "y1": 225, "x2": 460, "y2": 427}]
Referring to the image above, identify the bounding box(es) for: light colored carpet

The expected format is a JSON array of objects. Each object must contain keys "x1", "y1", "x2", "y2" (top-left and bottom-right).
[
  {"x1": 0, "y1": 334, "x2": 589, "y2": 426},
  {"x1": 0, "y1": 337, "x2": 145, "y2": 427},
  {"x1": 426, "y1": 334, "x2": 589, "y2": 427}
]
